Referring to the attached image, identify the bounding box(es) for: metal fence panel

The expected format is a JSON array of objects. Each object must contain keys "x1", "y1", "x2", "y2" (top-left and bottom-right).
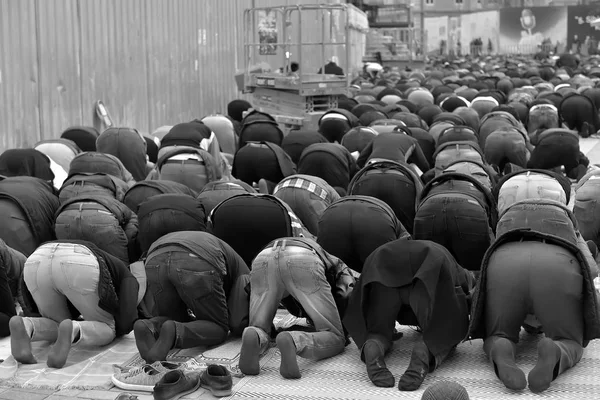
[
  {"x1": 0, "y1": 0, "x2": 362, "y2": 152},
  {"x1": 0, "y1": 0, "x2": 41, "y2": 149},
  {"x1": 37, "y1": 0, "x2": 82, "y2": 139},
  {"x1": 78, "y1": 0, "x2": 150, "y2": 133}
]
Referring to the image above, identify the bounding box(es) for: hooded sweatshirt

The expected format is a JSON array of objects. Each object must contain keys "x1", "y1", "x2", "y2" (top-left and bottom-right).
[
  {"x1": 96, "y1": 128, "x2": 148, "y2": 182},
  {"x1": 69, "y1": 152, "x2": 135, "y2": 187},
  {"x1": 0, "y1": 149, "x2": 55, "y2": 182}
]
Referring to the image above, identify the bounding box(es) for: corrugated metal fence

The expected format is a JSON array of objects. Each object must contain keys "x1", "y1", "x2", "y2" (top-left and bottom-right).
[{"x1": 0, "y1": 0, "x2": 343, "y2": 152}]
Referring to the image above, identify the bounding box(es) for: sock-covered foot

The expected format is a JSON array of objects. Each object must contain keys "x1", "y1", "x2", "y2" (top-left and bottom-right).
[
  {"x1": 276, "y1": 332, "x2": 300, "y2": 379},
  {"x1": 47, "y1": 320, "x2": 73, "y2": 368},
  {"x1": 528, "y1": 337, "x2": 562, "y2": 393},
  {"x1": 490, "y1": 337, "x2": 526, "y2": 391},
  {"x1": 258, "y1": 179, "x2": 270, "y2": 194},
  {"x1": 9, "y1": 316, "x2": 37, "y2": 364},
  {"x1": 398, "y1": 341, "x2": 430, "y2": 391},
  {"x1": 146, "y1": 320, "x2": 176, "y2": 364},
  {"x1": 134, "y1": 319, "x2": 157, "y2": 363},
  {"x1": 239, "y1": 328, "x2": 262, "y2": 376},
  {"x1": 363, "y1": 340, "x2": 394, "y2": 388}
]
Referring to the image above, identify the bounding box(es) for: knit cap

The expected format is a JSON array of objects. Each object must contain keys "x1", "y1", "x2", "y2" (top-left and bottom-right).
[{"x1": 421, "y1": 381, "x2": 470, "y2": 400}]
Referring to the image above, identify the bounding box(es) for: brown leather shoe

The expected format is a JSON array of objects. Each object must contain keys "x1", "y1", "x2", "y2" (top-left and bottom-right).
[{"x1": 153, "y1": 370, "x2": 200, "y2": 400}]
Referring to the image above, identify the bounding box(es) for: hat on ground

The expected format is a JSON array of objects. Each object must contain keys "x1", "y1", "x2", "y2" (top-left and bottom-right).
[{"x1": 421, "y1": 381, "x2": 470, "y2": 400}]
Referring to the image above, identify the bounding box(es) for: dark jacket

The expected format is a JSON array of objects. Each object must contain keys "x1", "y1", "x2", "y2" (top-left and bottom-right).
[
  {"x1": 96, "y1": 128, "x2": 148, "y2": 182},
  {"x1": 123, "y1": 180, "x2": 198, "y2": 212},
  {"x1": 0, "y1": 177, "x2": 59, "y2": 251},
  {"x1": 232, "y1": 141, "x2": 297, "y2": 179},
  {"x1": 357, "y1": 133, "x2": 431, "y2": 172},
  {"x1": 298, "y1": 143, "x2": 358, "y2": 190},
  {"x1": 319, "y1": 108, "x2": 360, "y2": 128},
  {"x1": 21, "y1": 240, "x2": 139, "y2": 336},
  {"x1": 318, "y1": 62, "x2": 345, "y2": 76},
  {"x1": 406, "y1": 127, "x2": 436, "y2": 166},
  {"x1": 61, "y1": 126, "x2": 100, "y2": 152},
  {"x1": 137, "y1": 194, "x2": 206, "y2": 254},
  {"x1": 281, "y1": 130, "x2": 329, "y2": 164},
  {"x1": 272, "y1": 237, "x2": 356, "y2": 326},
  {"x1": 69, "y1": 152, "x2": 135, "y2": 187},
  {"x1": 344, "y1": 239, "x2": 474, "y2": 356},
  {"x1": 0, "y1": 239, "x2": 26, "y2": 299},
  {"x1": 161, "y1": 121, "x2": 222, "y2": 167},
  {"x1": 161, "y1": 121, "x2": 213, "y2": 150},
  {"x1": 60, "y1": 173, "x2": 130, "y2": 202},
  {"x1": 147, "y1": 231, "x2": 251, "y2": 334},
  {"x1": 468, "y1": 228, "x2": 600, "y2": 346},
  {"x1": 0, "y1": 149, "x2": 55, "y2": 182},
  {"x1": 57, "y1": 194, "x2": 138, "y2": 243}
]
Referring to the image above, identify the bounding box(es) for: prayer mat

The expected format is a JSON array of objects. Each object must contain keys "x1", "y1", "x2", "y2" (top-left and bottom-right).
[
  {"x1": 0, "y1": 334, "x2": 137, "y2": 390},
  {"x1": 223, "y1": 326, "x2": 600, "y2": 400}
]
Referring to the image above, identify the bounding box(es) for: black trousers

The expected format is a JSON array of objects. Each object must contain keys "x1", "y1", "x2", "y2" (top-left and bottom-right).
[
  {"x1": 233, "y1": 145, "x2": 283, "y2": 186},
  {"x1": 0, "y1": 262, "x2": 15, "y2": 337},
  {"x1": 413, "y1": 196, "x2": 493, "y2": 271},
  {"x1": 210, "y1": 197, "x2": 291, "y2": 266},
  {"x1": 350, "y1": 171, "x2": 417, "y2": 234},
  {"x1": 317, "y1": 201, "x2": 398, "y2": 273}
]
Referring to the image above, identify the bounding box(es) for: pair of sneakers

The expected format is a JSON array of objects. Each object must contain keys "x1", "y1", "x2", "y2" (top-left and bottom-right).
[{"x1": 112, "y1": 360, "x2": 232, "y2": 398}]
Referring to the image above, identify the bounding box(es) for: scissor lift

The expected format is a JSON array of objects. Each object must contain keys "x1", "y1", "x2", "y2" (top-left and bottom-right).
[{"x1": 243, "y1": 3, "x2": 368, "y2": 133}]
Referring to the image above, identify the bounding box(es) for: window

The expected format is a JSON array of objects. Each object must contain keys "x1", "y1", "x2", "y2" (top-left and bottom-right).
[
  {"x1": 426, "y1": 0, "x2": 434, "y2": 4},
  {"x1": 455, "y1": 0, "x2": 463, "y2": 4}
]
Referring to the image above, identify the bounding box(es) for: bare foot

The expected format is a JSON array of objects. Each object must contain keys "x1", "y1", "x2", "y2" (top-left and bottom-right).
[
  {"x1": 9, "y1": 316, "x2": 37, "y2": 364},
  {"x1": 47, "y1": 320, "x2": 73, "y2": 368},
  {"x1": 276, "y1": 332, "x2": 300, "y2": 379}
]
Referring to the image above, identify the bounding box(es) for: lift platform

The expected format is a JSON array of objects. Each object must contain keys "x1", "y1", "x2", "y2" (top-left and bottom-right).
[{"x1": 242, "y1": 3, "x2": 368, "y2": 133}]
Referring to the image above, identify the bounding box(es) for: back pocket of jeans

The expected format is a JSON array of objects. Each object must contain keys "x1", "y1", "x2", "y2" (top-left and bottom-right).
[
  {"x1": 454, "y1": 215, "x2": 490, "y2": 239},
  {"x1": 574, "y1": 199, "x2": 596, "y2": 224},
  {"x1": 413, "y1": 214, "x2": 436, "y2": 238},
  {"x1": 287, "y1": 259, "x2": 322, "y2": 295},
  {"x1": 176, "y1": 269, "x2": 217, "y2": 301}
]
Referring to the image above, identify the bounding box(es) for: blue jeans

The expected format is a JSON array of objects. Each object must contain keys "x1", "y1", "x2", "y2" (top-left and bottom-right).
[
  {"x1": 143, "y1": 250, "x2": 229, "y2": 348},
  {"x1": 247, "y1": 244, "x2": 345, "y2": 361},
  {"x1": 54, "y1": 202, "x2": 129, "y2": 262},
  {"x1": 22, "y1": 243, "x2": 116, "y2": 347},
  {"x1": 414, "y1": 194, "x2": 493, "y2": 271},
  {"x1": 574, "y1": 178, "x2": 600, "y2": 247}
]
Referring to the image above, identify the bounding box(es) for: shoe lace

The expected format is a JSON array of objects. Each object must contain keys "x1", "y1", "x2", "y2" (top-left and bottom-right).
[{"x1": 122, "y1": 363, "x2": 157, "y2": 378}]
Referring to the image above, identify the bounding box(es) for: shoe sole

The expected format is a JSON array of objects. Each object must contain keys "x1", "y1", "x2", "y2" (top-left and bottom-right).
[
  {"x1": 110, "y1": 375, "x2": 155, "y2": 392},
  {"x1": 167, "y1": 379, "x2": 202, "y2": 400},
  {"x1": 200, "y1": 382, "x2": 233, "y2": 398}
]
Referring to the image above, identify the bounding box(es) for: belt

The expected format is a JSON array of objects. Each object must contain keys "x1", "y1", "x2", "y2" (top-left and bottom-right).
[
  {"x1": 518, "y1": 237, "x2": 547, "y2": 244},
  {"x1": 64, "y1": 202, "x2": 106, "y2": 211},
  {"x1": 270, "y1": 239, "x2": 314, "y2": 251},
  {"x1": 247, "y1": 142, "x2": 270, "y2": 149},
  {"x1": 164, "y1": 159, "x2": 204, "y2": 165},
  {"x1": 274, "y1": 177, "x2": 330, "y2": 202}
]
